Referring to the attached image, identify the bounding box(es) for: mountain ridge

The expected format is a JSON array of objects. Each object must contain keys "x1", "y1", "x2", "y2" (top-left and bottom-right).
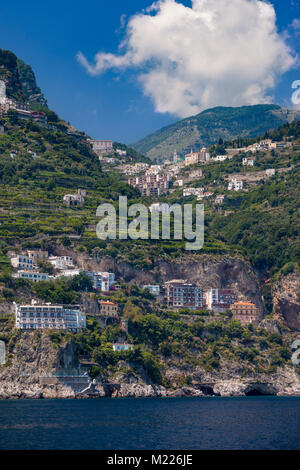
[{"x1": 133, "y1": 104, "x2": 300, "y2": 161}]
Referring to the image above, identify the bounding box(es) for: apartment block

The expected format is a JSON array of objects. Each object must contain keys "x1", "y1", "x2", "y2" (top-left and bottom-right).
[
  {"x1": 165, "y1": 280, "x2": 204, "y2": 310},
  {"x1": 206, "y1": 289, "x2": 236, "y2": 312},
  {"x1": 15, "y1": 302, "x2": 86, "y2": 331},
  {"x1": 128, "y1": 173, "x2": 171, "y2": 197},
  {"x1": 88, "y1": 139, "x2": 113, "y2": 156},
  {"x1": 12, "y1": 271, "x2": 50, "y2": 282}
]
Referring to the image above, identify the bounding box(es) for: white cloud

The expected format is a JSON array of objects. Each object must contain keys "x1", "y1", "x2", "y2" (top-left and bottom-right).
[
  {"x1": 77, "y1": 0, "x2": 297, "y2": 118},
  {"x1": 290, "y1": 18, "x2": 300, "y2": 34}
]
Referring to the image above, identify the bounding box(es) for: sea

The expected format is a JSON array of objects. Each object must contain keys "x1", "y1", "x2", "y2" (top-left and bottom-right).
[{"x1": 0, "y1": 397, "x2": 299, "y2": 450}]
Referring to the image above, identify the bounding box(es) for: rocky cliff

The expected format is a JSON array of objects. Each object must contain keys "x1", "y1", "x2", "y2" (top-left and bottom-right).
[
  {"x1": 273, "y1": 273, "x2": 300, "y2": 331},
  {"x1": 53, "y1": 247, "x2": 299, "y2": 330},
  {"x1": 67, "y1": 251, "x2": 264, "y2": 311},
  {"x1": 0, "y1": 331, "x2": 299, "y2": 399},
  {"x1": 0, "y1": 49, "x2": 47, "y2": 106}
]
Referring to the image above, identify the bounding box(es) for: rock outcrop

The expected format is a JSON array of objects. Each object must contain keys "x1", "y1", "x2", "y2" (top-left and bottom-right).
[
  {"x1": 65, "y1": 250, "x2": 300, "y2": 331},
  {"x1": 0, "y1": 49, "x2": 47, "y2": 106},
  {"x1": 1, "y1": 331, "x2": 299, "y2": 399},
  {"x1": 273, "y1": 273, "x2": 300, "y2": 331}
]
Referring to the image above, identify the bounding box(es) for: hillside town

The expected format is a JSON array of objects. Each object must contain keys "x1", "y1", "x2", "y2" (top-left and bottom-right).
[
  {"x1": 0, "y1": 49, "x2": 299, "y2": 408},
  {"x1": 9, "y1": 247, "x2": 262, "y2": 335}
]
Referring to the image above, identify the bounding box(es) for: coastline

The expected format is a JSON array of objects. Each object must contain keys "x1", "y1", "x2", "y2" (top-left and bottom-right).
[{"x1": 1, "y1": 374, "x2": 299, "y2": 400}]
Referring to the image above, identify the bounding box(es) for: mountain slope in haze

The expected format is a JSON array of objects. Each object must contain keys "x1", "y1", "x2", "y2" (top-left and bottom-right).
[{"x1": 134, "y1": 104, "x2": 300, "y2": 161}]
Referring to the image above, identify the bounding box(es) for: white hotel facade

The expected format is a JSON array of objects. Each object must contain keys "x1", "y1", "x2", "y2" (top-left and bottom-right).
[{"x1": 15, "y1": 302, "x2": 86, "y2": 331}]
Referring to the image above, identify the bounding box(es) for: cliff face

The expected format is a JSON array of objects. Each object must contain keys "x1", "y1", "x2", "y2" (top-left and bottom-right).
[
  {"x1": 0, "y1": 332, "x2": 79, "y2": 399},
  {"x1": 0, "y1": 49, "x2": 47, "y2": 106},
  {"x1": 16, "y1": 58, "x2": 47, "y2": 107},
  {"x1": 57, "y1": 248, "x2": 300, "y2": 330},
  {"x1": 273, "y1": 273, "x2": 300, "y2": 331},
  {"x1": 0, "y1": 49, "x2": 25, "y2": 102},
  {"x1": 70, "y1": 252, "x2": 264, "y2": 313},
  {"x1": 0, "y1": 331, "x2": 299, "y2": 398}
]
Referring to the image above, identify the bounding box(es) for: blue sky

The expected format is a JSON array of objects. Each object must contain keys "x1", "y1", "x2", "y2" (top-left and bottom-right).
[{"x1": 0, "y1": 0, "x2": 299, "y2": 144}]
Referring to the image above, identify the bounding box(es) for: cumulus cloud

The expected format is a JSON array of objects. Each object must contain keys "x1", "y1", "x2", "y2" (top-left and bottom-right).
[
  {"x1": 290, "y1": 18, "x2": 300, "y2": 34},
  {"x1": 77, "y1": 0, "x2": 297, "y2": 118}
]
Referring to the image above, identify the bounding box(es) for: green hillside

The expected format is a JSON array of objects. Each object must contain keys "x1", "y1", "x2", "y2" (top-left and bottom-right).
[
  {"x1": 0, "y1": 48, "x2": 299, "y2": 389},
  {"x1": 133, "y1": 105, "x2": 300, "y2": 161}
]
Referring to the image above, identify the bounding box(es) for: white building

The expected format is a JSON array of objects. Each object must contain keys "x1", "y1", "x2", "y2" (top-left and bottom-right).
[
  {"x1": 49, "y1": 256, "x2": 74, "y2": 270},
  {"x1": 183, "y1": 188, "x2": 204, "y2": 197},
  {"x1": 116, "y1": 149, "x2": 127, "y2": 156},
  {"x1": 12, "y1": 271, "x2": 50, "y2": 282},
  {"x1": 56, "y1": 269, "x2": 81, "y2": 278},
  {"x1": 143, "y1": 285, "x2": 160, "y2": 296},
  {"x1": 213, "y1": 155, "x2": 228, "y2": 162},
  {"x1": 86, "y1": 271, "x2": 116, "y2": 292},
  {"x1": 149, "y1": 203, "x2": 170, "y2": 215},
  {"x1": 11, "y1": 255, "x2": 34, "y2": 270},
  {"x1": 15, "y1": 301, "x2": 86, "y2": 331},
  {"x1": 112, "y1": 344, "x2": 134, "y2": 352},
  {"x1": 146, "y1": 165, "x2": 162, "y2": 175},
  {"x1": 206, "y1": 289, "x2": 236, "y2": 312},
  {"x1": 228, "y1": 178, "x2": 243, "y2": 191},
  {"x1": 266, "y1": 169, "x2": 276, "y2": 177},
  {"x1": 242, "y1": 157, "x2": 255, "y2": 167},
  {"x1": 196, "y1": 192, "x2": 213, "y2": 201}
]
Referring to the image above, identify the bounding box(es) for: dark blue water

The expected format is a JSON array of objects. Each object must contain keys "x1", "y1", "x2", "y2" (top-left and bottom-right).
[{"x1": 0, "y1": 397, "x2": 299, "y2": 450}]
